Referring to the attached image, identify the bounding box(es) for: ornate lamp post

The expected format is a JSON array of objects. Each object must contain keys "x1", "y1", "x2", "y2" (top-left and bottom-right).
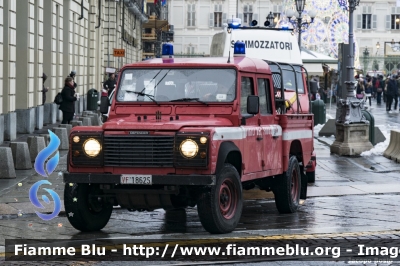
[
  {"x1": 376, "y1": 41, "x2": 380, "y2": 55},
  {"x1": 285, "y1": 0, "x2": 317, "y2": 48},
  {"x1": 264, "y1": 12, "x2": 275, "y2": 27},
  {"x1": 331, "y1": 0, "x2": 373, "y2": 156},
  {"x1": 362, "y1": 47, "x2": 369, "y2": 73}
]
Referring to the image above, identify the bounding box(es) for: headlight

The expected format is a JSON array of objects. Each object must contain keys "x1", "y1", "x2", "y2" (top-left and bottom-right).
[
  {"x1": 180, "y1": 139, "x2": 199, "y2": 158},
  {"x1": 83, "y1": 138, "x2": 102, "y2": 157}
]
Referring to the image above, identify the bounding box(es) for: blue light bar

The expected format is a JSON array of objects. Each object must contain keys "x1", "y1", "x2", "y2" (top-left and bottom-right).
[
  {"x1": 233, "y1": 41, "x2": 246, "y2": 57},
  {"x1": 162, "y1": 43, "x2": 174, "y2": 58},
  {"x1": 227, "y1": 18, "x2": 242, "y2": 29}
]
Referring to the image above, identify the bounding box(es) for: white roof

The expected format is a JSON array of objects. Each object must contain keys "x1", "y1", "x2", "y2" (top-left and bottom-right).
[{"x1": 301, "y1": 48, "x2": 338, "y2": 64}]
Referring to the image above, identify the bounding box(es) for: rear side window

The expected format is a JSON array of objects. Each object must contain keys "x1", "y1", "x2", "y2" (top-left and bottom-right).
[
  {"x1": 257, "y1": 78, "x2": 272, "y2": 114},
  {"x1": 241, "y1": 77, "x2": 254, "y2": 114}
]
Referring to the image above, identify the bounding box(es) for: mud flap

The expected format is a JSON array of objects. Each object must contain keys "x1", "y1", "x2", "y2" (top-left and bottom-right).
[{"x1": 300, "y1": 167, "x2": 307, "y2": 200}]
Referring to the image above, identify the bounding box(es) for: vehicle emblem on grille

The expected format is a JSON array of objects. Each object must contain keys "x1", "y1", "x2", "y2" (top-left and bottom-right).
[
  {"x1": 129, "y1": 131, "x2": 149, "y2": 135},
  {"x1": 156, "y1": 110, "x2": 161, "y2": 121}
]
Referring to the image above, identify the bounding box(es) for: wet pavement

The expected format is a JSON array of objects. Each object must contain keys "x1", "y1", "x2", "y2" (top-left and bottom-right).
[{"x1": 1, "y1": 100, "x2": 400, "y2": 265}]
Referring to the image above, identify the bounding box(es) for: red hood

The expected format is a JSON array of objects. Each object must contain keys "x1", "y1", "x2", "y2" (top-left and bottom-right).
[{"x1": 102, "y1": 116, "x2": 234, "y2": 131}]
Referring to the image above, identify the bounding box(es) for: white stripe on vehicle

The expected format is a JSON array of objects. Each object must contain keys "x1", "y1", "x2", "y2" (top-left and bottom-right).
[
  {"x1": 282, "y1": 130, "x2": 313, "y2": 140},
  {"x1": 213, "y1": 125, "x2": 283, "y2": 140}
]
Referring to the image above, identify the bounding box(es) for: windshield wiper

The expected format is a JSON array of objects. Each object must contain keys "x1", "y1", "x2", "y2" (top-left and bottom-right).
[
  {"x1": 170, "y1": 98, "x2": 208, "y2": 106},
  {"x1": 125, "y1": 90, "x2": 159, "y2": 105}
]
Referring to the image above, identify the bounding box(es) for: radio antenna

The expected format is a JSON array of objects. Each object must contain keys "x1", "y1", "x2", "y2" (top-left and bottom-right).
[{"x1": 227, "y1": 16, "x2": 234, "y2": 64}]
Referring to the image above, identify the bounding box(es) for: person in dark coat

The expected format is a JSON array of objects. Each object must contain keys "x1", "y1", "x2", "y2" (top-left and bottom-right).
[
  {"x1": 60, "y1": 77, "x2": 77, "y2": 124},
  {"x1": 68, "y1": 70, "x2": 77, "y2": 88},
  {"x1": 103, "y1": 73, "x2": 117, "y2": 96},
  {"x1": 42, "y1": 73, "x2": 49, "y2": 105},
  {"x1": 386, "y1": 75, "x2": 397, "y2": 112}
]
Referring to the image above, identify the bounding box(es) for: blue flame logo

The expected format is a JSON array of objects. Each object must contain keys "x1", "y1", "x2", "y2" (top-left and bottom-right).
[{"x1": 29, "y1": 130, "x2": 62, "y2": 220}]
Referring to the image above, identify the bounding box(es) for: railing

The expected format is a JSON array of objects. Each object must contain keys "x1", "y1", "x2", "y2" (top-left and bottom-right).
[{"x1": 359, "y1": 55, "x2": 400, "y2": 75}]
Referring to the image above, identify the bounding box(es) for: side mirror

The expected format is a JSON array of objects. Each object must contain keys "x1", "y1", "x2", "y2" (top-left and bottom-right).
[
  {"x1": 309, "y1": 81, "x2": 318, "y2": 94},
  {"x1": 100, "y1": 96, "x2": 110, "y2": 114},
  {"x1": 247, "y1": 95, "x2": 259, "y2": 114}
]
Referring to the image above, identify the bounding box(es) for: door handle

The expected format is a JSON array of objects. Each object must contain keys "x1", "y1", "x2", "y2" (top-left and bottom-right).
[
  {"x1": 257, "y1": 137, "x2": 263, "y2": 141},
  {"x1": 273, "y1": 135, "x2": 279, "y2": 139}
]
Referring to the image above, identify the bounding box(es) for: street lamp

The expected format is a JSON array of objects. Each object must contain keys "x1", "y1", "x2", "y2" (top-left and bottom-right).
[
  {"x1": 362, "y1": 47, "x2": 369, "y2": 73},
  {"x1": 285, "y1": 0, "x2": 317, "y2": 48},
  {"x1": 264, "y1": 12, "x2": 275, "y2": 27},
  {"x1": 336, "y1": 0, "x2": 361, "y2": 123},
  {"x1": 375, "y1": 41, "x2": 380, "y2": 55},
  {"x1": 331, "y1": 0, "x2": 373, "y2": 156}
]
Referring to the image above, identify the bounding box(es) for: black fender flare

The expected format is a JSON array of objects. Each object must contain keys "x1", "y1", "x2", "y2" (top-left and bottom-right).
[{"x1": 215, "y1": 141, "x2": 242, "y2": 175}]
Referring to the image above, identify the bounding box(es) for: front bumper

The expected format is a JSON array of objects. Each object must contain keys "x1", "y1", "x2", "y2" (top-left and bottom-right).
[{"x1": 63, "y1": 173, "x2": 216, "y2": 186}]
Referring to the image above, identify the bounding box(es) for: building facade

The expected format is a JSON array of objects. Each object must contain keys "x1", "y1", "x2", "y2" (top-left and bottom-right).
[
  {"x1": 0, "y1": 0, "x2": 148, "y2": 143},
  {"x1": 169, "y1": 0, "x2": 400, "y2": 72}
]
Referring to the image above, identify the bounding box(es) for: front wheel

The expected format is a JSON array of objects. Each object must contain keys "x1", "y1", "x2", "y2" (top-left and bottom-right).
[
  {"x1": 64, "y1": 183, "x2": 113, "y2": 232},
  {"x1": 197, "y1": 163, "x2": 243, "y2": 234},
  {"x1": 273, "y1": 156, "x2": 301, "y2": 214}
]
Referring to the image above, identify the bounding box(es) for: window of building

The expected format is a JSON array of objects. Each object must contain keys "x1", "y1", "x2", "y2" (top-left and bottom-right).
[
  {"x1": 391, "y1": 14, "x2": 400, "y2": 29},
  {"x1": 186, "y1": 46, "x2": 195, "y2": 54},
  {"x1": 214, "y1": 4, "x2": 222, "y2": 27},
  {"x1": 357, "y1": 6, "x2": 376, "y2": 29},
  {"x1": 257, "y1": 78, "x2": 272, "y2": 115},
  {"x1": 187, "y1": 4, "x2": 196, "y2": 27},
  {"x1": 243, "y1": 4, "x2": 253, "y2": 24},
  {"x1": 241, "y1": 77, "x2": 254, "y2": 114},
  {"x1": 362, "y1": 14, "x2": 371, "y2": 29}
]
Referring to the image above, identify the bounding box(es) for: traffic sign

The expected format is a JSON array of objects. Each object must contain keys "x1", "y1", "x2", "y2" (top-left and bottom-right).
[{"x1": 113, "y1": 49, "x2": 125, "y2": 57}]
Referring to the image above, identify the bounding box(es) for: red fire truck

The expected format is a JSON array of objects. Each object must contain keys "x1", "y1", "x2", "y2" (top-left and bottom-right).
[{"x1": 64, "y1": 34, "x2": 316, "y2": 234}]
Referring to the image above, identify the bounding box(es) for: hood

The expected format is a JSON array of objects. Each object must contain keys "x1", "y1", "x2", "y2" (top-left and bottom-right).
[
  {"x1": 42, "y1": 73, "x2": 47, "y2": 83},
  {"x1": 102, "y1": 116, "x2": 234, "y2": 131}
]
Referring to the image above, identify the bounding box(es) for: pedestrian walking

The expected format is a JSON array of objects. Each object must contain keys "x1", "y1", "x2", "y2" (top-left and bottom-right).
[
  {"x1": 377, "y1": 75, "x2": 384, "y2": 105},
  {"x1": 59, "y1": 77, "x2": 78, "y2": 124},
  {"x1": 41, "y1": 73, "x2": 49, "y2": 105},
  {"x1": 386, "y1": 75, "x2": 397, "y2": 112},
  {"x1": 397, "y1": 75, "x2": 400, "y2": 110},
  {"x1": 356, "y1": 78, "x2": 365, "y2": 99},
  {"x1": 365, "y1": 77, "x2": 373, "y2": 107},
  {"x1": 68, "y1": 70, "x2": 77, "y2": 88},
  {"x1": 103, "y1": 73, "x2": 117, "y2": 97}
]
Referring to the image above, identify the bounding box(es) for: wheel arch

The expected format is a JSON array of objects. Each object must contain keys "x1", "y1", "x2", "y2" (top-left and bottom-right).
[{"x1": 216, "y1": 141, "x2": 242, "y2": 177}]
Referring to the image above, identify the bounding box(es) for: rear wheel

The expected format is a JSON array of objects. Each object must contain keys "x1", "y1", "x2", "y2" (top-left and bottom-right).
[
  {"x1": 274, "y1": 156, "x2": 301, "y2": 213},
  {"x1": 64, "y1": 183, "x2": 113, "y2": 231},
  {"x1": 197, "y1": 163, "x2": 243, "y2": 234}
]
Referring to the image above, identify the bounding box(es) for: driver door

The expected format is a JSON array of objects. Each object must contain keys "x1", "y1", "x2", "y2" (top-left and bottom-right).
[{"x1": 240, "y1": 75, "x2": 263, "y2": 175}]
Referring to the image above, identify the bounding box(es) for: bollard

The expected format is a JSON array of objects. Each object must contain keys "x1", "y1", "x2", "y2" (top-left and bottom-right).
[
  {"x1": 70, "y1": 120, "x2": 83, "y2": 127},
  {"x1": 0, "y1": 147, "x2": 16, "y2": 178},
  {"x1": 78, "y1": 117, "x2": 92, "y2": 126},
  {"x1": 52, "y1": 127, "x2": 69, "y2": 150},
  {"x1": 9, "y1": 142, "x2": 32, "y2": 170},
  {"x1": 59, "y1": 124, "x2": 73, "y2": 137},
  {"x1": 27, "y1": 136, "x2": 46, "y2": 162},
  {"x1": 383, "y1": 130, "x2": 400, "y2": 161}
]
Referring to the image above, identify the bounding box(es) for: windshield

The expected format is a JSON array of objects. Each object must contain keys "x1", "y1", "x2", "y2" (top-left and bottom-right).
[
  {"x1": 270, "y1": 65, "x2": 305, "y2": 93},
  {"x1": 116, "y1": 69, "x2": 237, "y2": 102}
]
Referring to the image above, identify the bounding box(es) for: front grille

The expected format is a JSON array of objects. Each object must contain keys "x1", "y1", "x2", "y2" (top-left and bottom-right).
[{"x1": 103, "y1": 135, "x2": 174, "y2": 167}]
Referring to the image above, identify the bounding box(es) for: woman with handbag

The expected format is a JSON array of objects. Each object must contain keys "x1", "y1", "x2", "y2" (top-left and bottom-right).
[
  {"x1": 365, "y1": 78, "x2": 373, "y2": 107},
  {"x1": 356, "y1": 78, "x2": 365, "y2": 99}
]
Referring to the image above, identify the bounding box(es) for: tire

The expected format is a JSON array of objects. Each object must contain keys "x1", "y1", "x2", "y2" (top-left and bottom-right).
[
  {"x1": 64, "y1": 183, "x2": 113, "y2": 232},
  {"x1": 274, "y1": 156, "x2": 301, "y2": 214},
  {"x1": 306, "y1": 171, "x2": 315, "y2": 183},
  {"x1": 197, "y1": 163, "x2": 243, "y2": 234}
]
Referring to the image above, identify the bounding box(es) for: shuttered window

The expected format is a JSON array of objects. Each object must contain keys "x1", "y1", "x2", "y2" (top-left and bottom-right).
[
  {"x1": 187, "y1": 4, "x2": 196, "y2": 27},
  {"x1": 243, "y1": 4, "x2": 253, "y2": 24}
]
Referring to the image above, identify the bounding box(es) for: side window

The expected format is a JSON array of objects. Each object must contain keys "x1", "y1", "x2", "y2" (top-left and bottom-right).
[
  {"x1": 258, "y1": 78, "x2": 272, "y2": 115},
  {"x1": 241, "y1": 77, "x2": 254, "y2": 114}
]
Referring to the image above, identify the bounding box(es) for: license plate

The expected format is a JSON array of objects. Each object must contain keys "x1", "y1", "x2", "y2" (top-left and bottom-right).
[{"x1": 120, "y1": 174, "x2": 152, "y2": 185}]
